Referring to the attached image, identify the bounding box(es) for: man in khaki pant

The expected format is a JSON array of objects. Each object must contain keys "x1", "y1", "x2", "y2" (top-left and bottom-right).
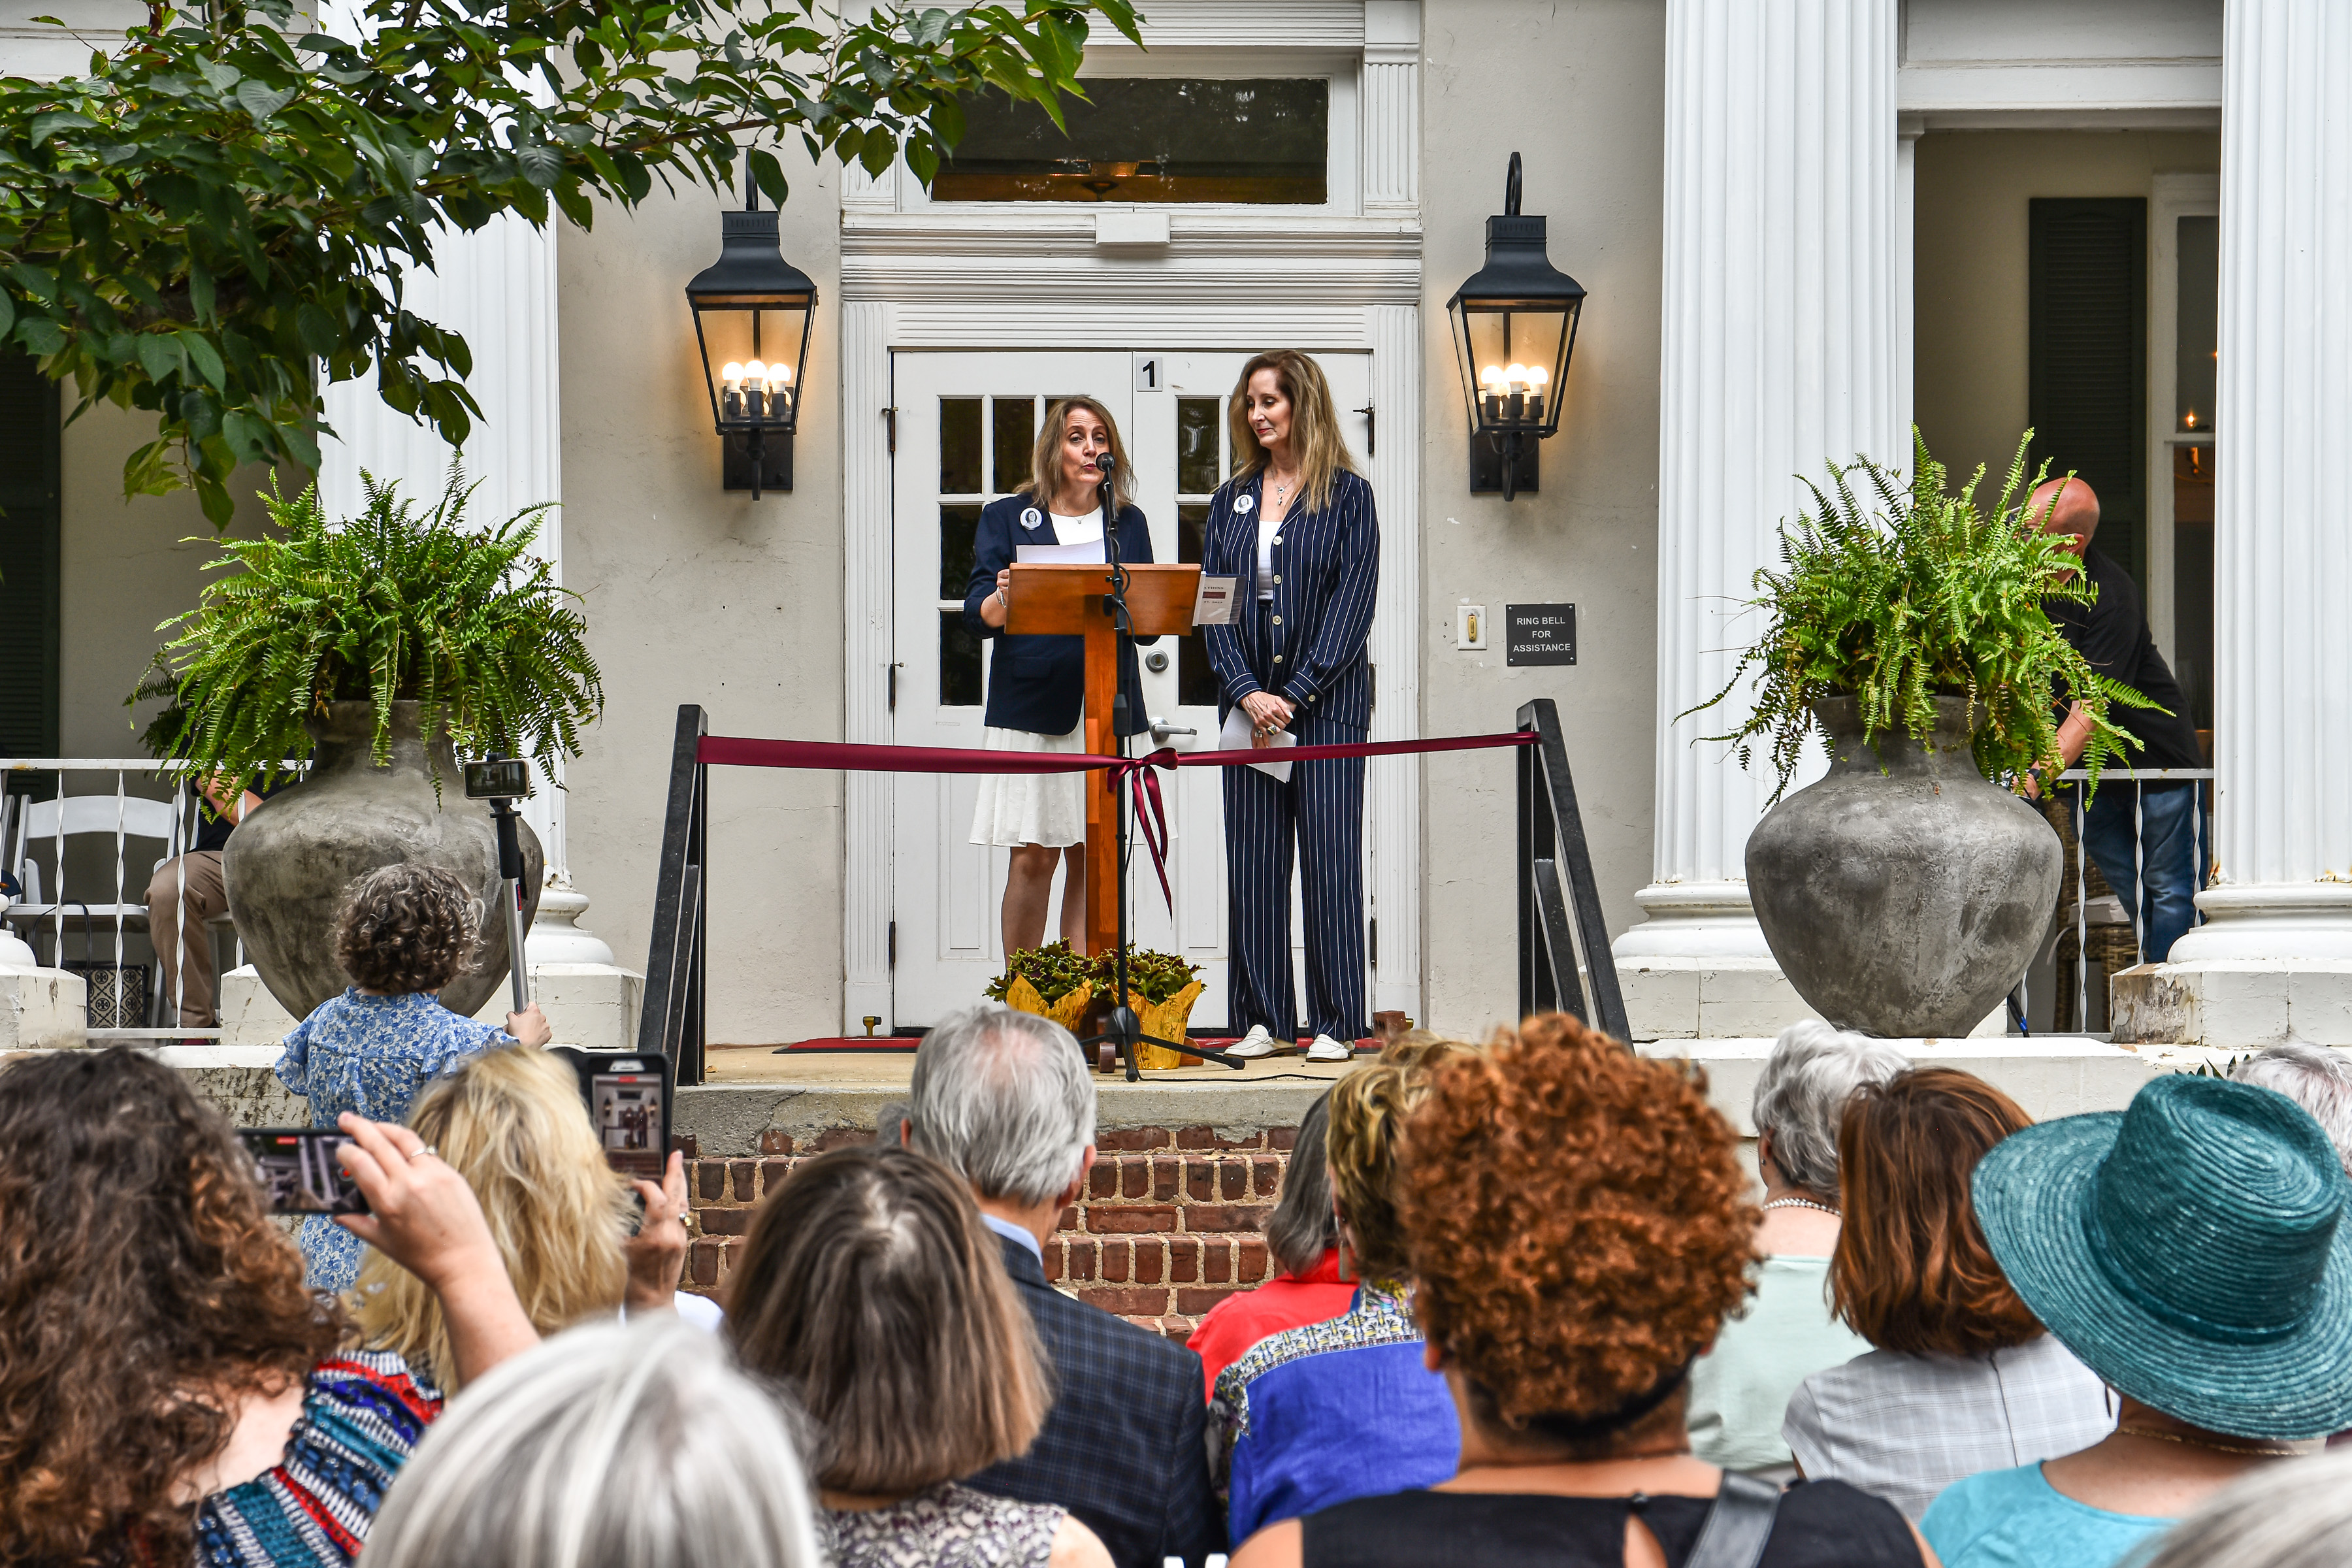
[{"x1": 146, "y1": 776, "x2": 262, "y2": 1031}]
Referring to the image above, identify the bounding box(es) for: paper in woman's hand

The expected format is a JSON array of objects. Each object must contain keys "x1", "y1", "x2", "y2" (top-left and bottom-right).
[{"x1": 1220, "y1": 706, "x2": 1297, "y2": 783}]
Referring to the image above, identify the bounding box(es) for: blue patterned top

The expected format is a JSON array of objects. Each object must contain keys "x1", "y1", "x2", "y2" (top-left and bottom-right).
[
  {"x1": 1211, "y1": 1278, "x2": 1460, "y2": 1544},
  {"x1": 195, "y1": 1348, "x2": 443, "y2": 1565},
  {"x1": 274, "y1": 988, "x2": 513, "y2": 1292}
]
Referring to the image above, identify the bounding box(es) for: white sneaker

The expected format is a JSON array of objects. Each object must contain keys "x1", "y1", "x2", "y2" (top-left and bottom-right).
[
  {"x1": 1224, "y1": 1026, "x2": 1284, "y2": 1059},
  {"x1": 1305, "y1": 1034, "x2": 1354, "y2": 1063}
]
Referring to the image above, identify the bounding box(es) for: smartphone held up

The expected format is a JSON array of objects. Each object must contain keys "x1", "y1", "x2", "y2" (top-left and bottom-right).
[{"x1": 551, "y1": 1049, "x2": 674, "y2": 1184}]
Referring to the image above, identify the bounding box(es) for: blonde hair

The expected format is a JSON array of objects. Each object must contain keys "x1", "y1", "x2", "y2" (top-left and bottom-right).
[
  {"x1": 1326, "y1": 1038, "x2": 1472, "y2": 1286},
  {"x1": 1024, "y1": 396, "x2": 1134, "y2": 512},
  {"x1": 1227, "y1": 349, "x2": 1358, "y2": 514},
  {"x1": 356, "y1": 1047, "x2": 633, "y2": 1388}
]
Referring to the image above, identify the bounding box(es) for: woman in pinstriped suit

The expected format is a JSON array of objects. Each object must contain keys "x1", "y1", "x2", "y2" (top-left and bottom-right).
[{"x1": 1200, "y1": 350, "x2": 1379, "y2": 1062}]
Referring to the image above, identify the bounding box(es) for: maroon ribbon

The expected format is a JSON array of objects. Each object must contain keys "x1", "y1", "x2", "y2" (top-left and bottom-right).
[{"x1": 695, "y1": 729, "x2": 1541, "y2": 910}]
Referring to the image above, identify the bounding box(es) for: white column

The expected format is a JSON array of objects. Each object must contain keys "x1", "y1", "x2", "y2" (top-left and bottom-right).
[
  {"x1": 1612, "y1": 0, "x2": 1902, "y2": 1039},
  {"x1": 2112, "y1": 0, "x2": 2352, "y2": 1047}
]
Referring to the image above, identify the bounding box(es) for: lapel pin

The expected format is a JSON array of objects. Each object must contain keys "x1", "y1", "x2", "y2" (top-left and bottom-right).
[{"x1": 1019, "y1": 506, "x2": 1043, "y2": 531}]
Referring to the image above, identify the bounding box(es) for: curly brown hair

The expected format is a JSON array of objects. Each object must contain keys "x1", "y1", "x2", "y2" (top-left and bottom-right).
[
  {"x1": 0, "y1": 1049, "x2": 347, "y2": 1566},
  {"x1": 336, "y1": 861, "x2": 479, "y2": 994},
  {"x1": 1399, "y1": 1014, "x2": 1759, "y2": 1446},
  {"x1": 1830, "y1": 1067, "x2": 2043, "y2": 1356}
]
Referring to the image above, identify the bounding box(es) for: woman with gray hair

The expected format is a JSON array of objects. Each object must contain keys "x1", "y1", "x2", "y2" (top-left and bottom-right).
[
  {"x1": 365, "y1": 1317, "x2": 822, "y2": 1568},
  {"x1": 2136, "y1": 1447, "x2": 2352, "y2": 1568},
  {"x1": 1686, "y1": 1020, "x2": 1910, "y2": 1477},
  {"x1": 2231, "y1": 1042, "x2": 2352, "y2": 1175}
]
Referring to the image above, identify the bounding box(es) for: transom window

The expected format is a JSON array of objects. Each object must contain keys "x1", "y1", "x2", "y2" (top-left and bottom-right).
[{"x1": 934, "y1": 78, "x2": 1329, "y2": 204}]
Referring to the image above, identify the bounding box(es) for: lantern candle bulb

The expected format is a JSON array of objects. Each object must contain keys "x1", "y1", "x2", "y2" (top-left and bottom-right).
[
  {"x1": 721, "y1": 361, "x2": 744, "y2": 421},
  {"x1": 745, "y1": 359, "x2": 768, "y2": 419}
]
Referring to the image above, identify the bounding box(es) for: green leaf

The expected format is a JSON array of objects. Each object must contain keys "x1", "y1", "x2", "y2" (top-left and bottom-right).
[
  {"x1": 178, "y1": 329, "x2": 226, "y2": 389},
  {"x1": 137, "y1": 332, "x2": 184, "y2": 385},
  {"x1": 295, "y1": 302, "x2": 341, "y2": 359},
  {"x1": 0, "y1": 292, "x2": 13, "y2": 340},
  {"x1": 515, "y1": 140, "x2": 565, "y2": 188},
  {"x1": 29, "y1": 110, "x2": 95, "y2": 147},
  {"x1": 748, "y1": 146, "x2": 787, "y2": 204},
  {"x1": 235, "y1": 80, "x2": 299, "y2": 121},
  {"x1": 15, "y1": 317, "x2": 66, "y2": 355},
  {"x1": 858, "y1": 124, "x2": 897, "y2": 176}
]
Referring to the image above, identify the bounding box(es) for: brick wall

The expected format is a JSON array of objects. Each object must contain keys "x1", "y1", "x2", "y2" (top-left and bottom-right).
[{"x1": 681, "y1": 1122, "x2": 1300, "y2": 1343}]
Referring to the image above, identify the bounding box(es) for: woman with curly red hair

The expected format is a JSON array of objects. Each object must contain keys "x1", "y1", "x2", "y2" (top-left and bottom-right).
[
  {"x1": 1229, "y1": 1014, "x2": 1934, "y2": 1568},
  {"x1": 0, "y1": 1048, "x2": 536, "y2": 1567}
]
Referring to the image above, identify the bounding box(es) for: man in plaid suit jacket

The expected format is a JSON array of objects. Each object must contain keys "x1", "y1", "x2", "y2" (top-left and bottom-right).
[{"x1": 907, "y1": 1007, "x2": 1226, "y2": 1568}]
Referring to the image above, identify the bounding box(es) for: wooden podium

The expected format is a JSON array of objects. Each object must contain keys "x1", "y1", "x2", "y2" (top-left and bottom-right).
[{"x1": 1004, "y1": 562, "x2": 1201, "y2": 962}]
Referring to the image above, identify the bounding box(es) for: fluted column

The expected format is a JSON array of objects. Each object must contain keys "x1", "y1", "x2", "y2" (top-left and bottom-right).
[
  {"x1": 2117, "y1": 1, "x2": 2352, "y2": 1043},
  {"x1": 1612, "y1": 0, "x2": 1901, "y2": 1037}
]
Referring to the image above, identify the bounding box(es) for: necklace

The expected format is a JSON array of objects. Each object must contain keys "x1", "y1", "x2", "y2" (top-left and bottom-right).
[
  {"x1": 2116, "y1": 1426, "x2": 2317, "y2": 1457},
  {"x1": 1761, "y1": 1197, "x2": 1840, "y2": 1217},
  {"x1": 1267, "y1": 469, "x2": 1299, "y2": 508}
]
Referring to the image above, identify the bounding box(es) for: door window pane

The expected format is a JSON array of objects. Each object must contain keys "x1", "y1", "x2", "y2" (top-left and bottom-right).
[
  {"x1": 992, "y1": 398, "x2": 1035, "y2": 495},
  {"x1": 1177, "y1": 503, "x2": 1219, "y2": 707},
  {"x1": 2177, "y1": 216, "x2": 2217, "y2": 433},
  {"x1": 939, "y1": 504, "x2": 982, "y2": 600},
  {"x1": 1177, "y1": 398, "x2": 1222, "y2": 495},
  {"x1": 940, "y1": 612, "x2": 983, "y2": 706},
  {"x1": 2172, "y1": 445, "x2": 2215, "y2": 747},
  {"x1": 941, "y1": 398, "x2": 983, "y2": 495},
  {"x1": 936, "y1": 79, "x2": 1329, "y2": 204}
]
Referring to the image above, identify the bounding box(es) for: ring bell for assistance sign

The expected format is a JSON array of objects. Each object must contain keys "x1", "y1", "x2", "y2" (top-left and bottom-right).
[{"x1": 1506, "y1": 604, "x2": 1577, "y2": 666}]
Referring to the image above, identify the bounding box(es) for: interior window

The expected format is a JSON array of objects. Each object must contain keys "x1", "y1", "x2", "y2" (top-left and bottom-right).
[{"x1": 935, "y1": 79, "x2": 1328, "y2": 204}]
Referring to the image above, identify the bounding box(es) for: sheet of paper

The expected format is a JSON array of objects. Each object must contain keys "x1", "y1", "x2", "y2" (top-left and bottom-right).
[
  {"x1": 1015, "y1": 541, "x2": 1107, "y2": 564},
  {"x1": 1219, "y1": 705, "x2": 1298, "y2": 782},
  {"x1": 1191, "y1": 574, "x2": 1240, "y2": 627}
]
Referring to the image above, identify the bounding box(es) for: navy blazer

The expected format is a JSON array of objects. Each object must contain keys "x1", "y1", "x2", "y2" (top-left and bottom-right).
[
  {"x1": 962, "y1": 495, "x2": 1157, "y2": 738},
  {"x1": 964, "y1": 1233, "x2": 1226, "y2": 1568},
  {"x1": 1200, "y1": 468, "x2": 1380, "y2": 730}
]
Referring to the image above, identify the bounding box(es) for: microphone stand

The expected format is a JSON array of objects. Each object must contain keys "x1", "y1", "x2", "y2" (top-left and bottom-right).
[{"x1": 1076, "y1": 453, "x2": 1247, "y2": 1081}]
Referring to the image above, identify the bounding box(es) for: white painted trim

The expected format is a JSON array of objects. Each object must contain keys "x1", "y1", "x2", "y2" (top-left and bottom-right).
[
  {"x1": 2146, "y1": 172, "x2": 2219, "y2": 670},
  {"x1": 841, "y1": 302, "x2": 896, "y2": 1034}
]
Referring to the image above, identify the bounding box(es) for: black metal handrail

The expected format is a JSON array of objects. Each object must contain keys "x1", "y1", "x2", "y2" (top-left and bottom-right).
[
  {"x1": 1516, "y1": 697, "x2": 1629, "y2": 1038},
  {"x1": 638, "y1": 705, "x2": 709, "y2": 1083}
]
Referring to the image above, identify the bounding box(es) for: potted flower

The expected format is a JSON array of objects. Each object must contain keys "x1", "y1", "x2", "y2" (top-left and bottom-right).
[
  {"x1": 985, "y1": 942, "x2": 1207, "y2": 1069},
  {"x1": 144, "y1": 468, "x2": 602, "y2": 1022},
  {"x1": 1688, "y1": 432, "x2": 2149, "y2": 1036}
]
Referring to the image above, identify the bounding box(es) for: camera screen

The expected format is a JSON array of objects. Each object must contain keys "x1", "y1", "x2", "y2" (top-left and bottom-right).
[
  {"x1": 240, "y1": 1128, "x2": 369, "y2": 1217},
  {"x1": 591, "y1": 1070, "x2": 666, "y2": 1181},
  {"x1": 464, "y1": 759, "x2": 530, "y2": 800}
]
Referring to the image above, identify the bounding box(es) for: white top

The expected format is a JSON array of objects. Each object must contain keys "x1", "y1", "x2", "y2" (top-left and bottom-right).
[
  {"x1": 1052, "y1": 510, "x2": 1105, "y2": 557},
  {"x1": 1257, "y1": 516, "x2": 1281, "y2": 600},
  {"x1": 1782, "y1": 1332, "x2": 2114, "y2": 1521},
  {"x1": 1686, "y1": 1254, "x2": 1870, "y2": 1473}
]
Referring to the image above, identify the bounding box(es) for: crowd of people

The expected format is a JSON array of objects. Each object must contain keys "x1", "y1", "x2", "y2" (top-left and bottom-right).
[{"x1": 3, "y1": 864, "x2": 2351, "y2": 1567}]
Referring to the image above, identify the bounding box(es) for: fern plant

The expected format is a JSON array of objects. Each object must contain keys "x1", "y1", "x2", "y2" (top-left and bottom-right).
[
  {"x1": 1686, "y1": 429, "x2": 2154, "y2": 802},
  {"x1": 141, "y1": 466, "x2": 602, "y2": 787}
]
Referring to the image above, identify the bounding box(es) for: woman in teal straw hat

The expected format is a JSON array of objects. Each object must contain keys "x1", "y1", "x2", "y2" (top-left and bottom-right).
[{"x1": 1922, "y1": 1073, "x2": 2352, "y2": 1568}]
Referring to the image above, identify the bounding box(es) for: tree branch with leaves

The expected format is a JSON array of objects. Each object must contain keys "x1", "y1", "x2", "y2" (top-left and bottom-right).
[{"x1": 0, "y1": 0, "x2": 1137, "y2": 525}]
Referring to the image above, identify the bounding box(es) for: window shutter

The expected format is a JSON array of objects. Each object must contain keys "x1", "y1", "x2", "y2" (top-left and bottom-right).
[
  {"x1": 2029, "y1": 198, "x2": 2148, "y2": 587},
  {"x1": 0, "y1": 353, "x2": 61, "y2": 758}
]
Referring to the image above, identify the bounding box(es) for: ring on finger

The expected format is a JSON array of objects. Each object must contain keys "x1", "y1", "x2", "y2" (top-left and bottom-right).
[{"x1": 406, "y1": 1143, "x2": 438, "y2": 1162}]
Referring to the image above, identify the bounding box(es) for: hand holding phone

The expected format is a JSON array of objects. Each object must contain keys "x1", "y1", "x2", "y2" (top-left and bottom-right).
[
  {"x1": 621, "y1": 1150, "x2": 692, "y2": 1313},
  {"x1": 242, "y1": 1128, "x2": 369, "y2": 1216}
]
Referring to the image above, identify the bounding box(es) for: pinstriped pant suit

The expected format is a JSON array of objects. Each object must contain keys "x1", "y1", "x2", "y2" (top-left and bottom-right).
[{"x1": 1200, "y1": 466, "x2": 1380, "y2": 1044}]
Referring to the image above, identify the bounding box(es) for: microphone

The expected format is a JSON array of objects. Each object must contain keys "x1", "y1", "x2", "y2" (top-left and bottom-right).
[{"x1": 1095, "y1": 451, "x2": 1117, "y2": 475}]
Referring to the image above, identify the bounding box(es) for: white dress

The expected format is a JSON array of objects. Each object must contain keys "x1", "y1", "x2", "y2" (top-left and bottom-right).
[{"x1": 970, "y1": 512, "x2": 1104, "y2": 849}]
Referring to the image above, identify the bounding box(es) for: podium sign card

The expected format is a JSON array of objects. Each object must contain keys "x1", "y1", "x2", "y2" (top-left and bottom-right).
[{"x1": 1506, "y1": 603, "x2": 1578, "y2": 666}]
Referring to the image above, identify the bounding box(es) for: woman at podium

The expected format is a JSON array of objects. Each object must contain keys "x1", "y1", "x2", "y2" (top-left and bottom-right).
[
  {"x1": 1200, "y1": 350, "x2": 1379, "y2": 1062},
  {"x1": 964, "y1": 396, "x2": 1156, "y2": 956}
]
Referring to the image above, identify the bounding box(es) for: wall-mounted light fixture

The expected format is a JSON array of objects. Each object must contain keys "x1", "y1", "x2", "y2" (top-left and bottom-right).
[
  {"x1": 685, "y1": 174, "x2": 817, "y2": 499},
  {"x1": 1445, "y1": 152, "x2": 1586, "y2": 502}
]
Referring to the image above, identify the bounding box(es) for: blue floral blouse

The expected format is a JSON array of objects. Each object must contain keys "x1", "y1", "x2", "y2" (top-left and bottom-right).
[{"x1": 274, "y1": 988, "x2": 514, "y2": 1293}]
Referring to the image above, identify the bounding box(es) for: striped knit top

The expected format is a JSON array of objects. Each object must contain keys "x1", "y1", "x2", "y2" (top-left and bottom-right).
[{"x1": 193, "y1": 1349, "x2": 443, "y2": 1566}]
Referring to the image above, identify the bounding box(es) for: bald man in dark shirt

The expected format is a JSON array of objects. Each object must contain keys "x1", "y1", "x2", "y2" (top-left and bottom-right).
[{"x1": 2030, "y1": 477, "x2": 2208, "y2": 963}]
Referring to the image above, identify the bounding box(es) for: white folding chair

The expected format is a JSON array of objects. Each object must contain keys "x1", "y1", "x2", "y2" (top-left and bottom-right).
[{"x1": 5, "y1": 790, "x2": 188, "y2": 1019}]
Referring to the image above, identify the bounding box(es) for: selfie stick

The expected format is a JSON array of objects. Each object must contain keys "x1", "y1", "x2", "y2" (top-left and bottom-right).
[{"x1": 487, "y1": 786, "x2": 531, "y2": 1013}]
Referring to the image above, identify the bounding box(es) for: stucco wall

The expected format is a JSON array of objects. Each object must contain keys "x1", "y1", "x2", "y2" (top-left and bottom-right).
[
  {"x1": 557, "y1": 144, "x2": 847, "y2": 1045},
  {"x1": 1912, "y1": 129, "x2": 2220, "y2": 487},
  {"x1": 1414, "y1": 0, "x2": 1666, "y2": 1039}
]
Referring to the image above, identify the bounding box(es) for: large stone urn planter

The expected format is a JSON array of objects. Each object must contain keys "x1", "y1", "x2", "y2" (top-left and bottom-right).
[
  {"x1": 224, "y1": 700, "x2": 544, "y2": 1021},
  {"x1": 1746, "y1": 695, "x2": 2059, "y2": 1037}
]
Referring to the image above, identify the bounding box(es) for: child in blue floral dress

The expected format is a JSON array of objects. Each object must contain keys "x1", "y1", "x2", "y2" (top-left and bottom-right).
[{"x1": 275, "y1": 862, "x2": 551, "y2": 1292}]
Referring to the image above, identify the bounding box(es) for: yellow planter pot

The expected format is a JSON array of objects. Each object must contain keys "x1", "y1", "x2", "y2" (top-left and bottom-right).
[
  {"x1": 1002, "y1": 973, "x2": 1094, "y2": 1034},
  {"x1": 1130, "y1": 980, "x2": 1205, "y2": 1070}
]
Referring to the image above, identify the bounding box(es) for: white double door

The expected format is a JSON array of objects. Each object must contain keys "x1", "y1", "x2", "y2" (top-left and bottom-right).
[{"x1": 888, "y1": 348, "x2": 1373, "y2": 1028}]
